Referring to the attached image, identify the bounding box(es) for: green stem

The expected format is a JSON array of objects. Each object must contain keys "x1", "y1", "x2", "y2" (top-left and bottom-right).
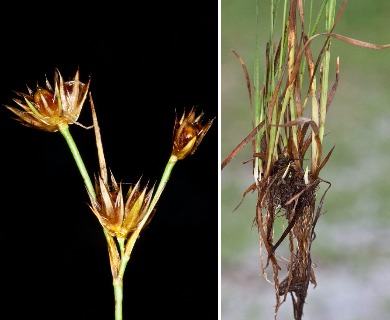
[
  {"x1": 58, "y1": 123, "x2": 125, "y2": 319},
  {"x1": 120, "y1": 155, "x2": 178, "y2": 277},
  {"x1": 58, "y1": 123, "x2": 96, "y2": 200},
  {"x1": 109, "y1": 155, "x2": 178, "y2": 320},
  {"x1": 113, "y1": 238, "x2": 125, "y2": 320},
  {"x1": 59, "y1": 122, "x2": 178, "y2": 320},
  {"x1": 113, "y1": 277, "x2": 123, "y2": 320}
]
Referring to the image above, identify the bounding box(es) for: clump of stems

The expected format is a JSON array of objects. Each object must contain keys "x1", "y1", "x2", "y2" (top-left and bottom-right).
[{"x1": 222, "y1": 0, "x2": 390, "y2": 319}]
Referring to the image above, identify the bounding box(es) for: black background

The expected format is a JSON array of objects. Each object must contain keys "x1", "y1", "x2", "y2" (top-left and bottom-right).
[{"x1": 0, "y1": 2, "x2": 217, "y2": 319}]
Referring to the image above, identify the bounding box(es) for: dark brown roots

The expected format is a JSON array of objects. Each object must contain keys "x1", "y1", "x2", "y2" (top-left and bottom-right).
[{"x1": 255, "y1": 158, "x2": 331, "y2": 320}]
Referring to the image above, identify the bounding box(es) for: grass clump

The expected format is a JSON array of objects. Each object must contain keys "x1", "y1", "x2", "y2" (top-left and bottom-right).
[{"x1": 222, "y1": 0, "x2": 390, "y2": 318}]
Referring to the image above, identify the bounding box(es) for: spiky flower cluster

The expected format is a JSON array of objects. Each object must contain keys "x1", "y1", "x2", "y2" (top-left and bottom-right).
[
  {"x1": 5, "y1": 69, "x2": 90, "y2": 132},
  {"x1": 171, "y1": 107, "x2": 214, "y2": 160},
  {"x1": 88, "y1": 173, "x2": 155, "y2": 239}
]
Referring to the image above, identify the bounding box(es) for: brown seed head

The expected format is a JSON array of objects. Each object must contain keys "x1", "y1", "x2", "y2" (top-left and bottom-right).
[
  {"x1": 88, "y1": 172, "x2": 155, "y2": 239},
  {"x1": 172, "y1": 107, "x2": 214, "y2": 160},
  {"x1": 4, "y1": 68, "x2": 90, "y2": 132}
]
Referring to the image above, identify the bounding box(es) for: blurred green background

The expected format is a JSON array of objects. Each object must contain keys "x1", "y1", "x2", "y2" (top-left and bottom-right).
[{"x1": 221, "y1": 1, "x2": 390, "y2": 319}]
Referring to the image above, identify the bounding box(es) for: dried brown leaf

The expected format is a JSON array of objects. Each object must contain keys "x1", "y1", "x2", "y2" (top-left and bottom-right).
[{"x1": 221, "y1": 120, "x2": 265, "y2": 170}]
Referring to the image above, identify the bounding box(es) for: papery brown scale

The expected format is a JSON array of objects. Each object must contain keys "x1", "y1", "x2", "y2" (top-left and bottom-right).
[
  {"x1": 98, "y1": 178, "x2": 116, "y2": 217},
  {"x1": 4, "y1": 69, "x2": 90, "y2": 132},
  {"x1": 34, "y1": 89, "x2": 56, "y2": 114},
  {"x1": 137, "y1": 185, "x2": 155, "y2": 222},
  {"x1": 171, "y1": 108, "x2": 214, "y2": 160},
  {"x1": 177, "y1": 124, "x2": 198, "y2": 150},
  {"x1": 122, "y1": 188, "x2": 146, "y2": 234},
  {"x1": 64, "y1": 83, "x2": 74, "y2": 98},
  {"x1": 64, "y1": 81, "x2": 81, "y2": 109},
  {"x1": 125, "y1": 188, "x2": 142, "y2": 212}
]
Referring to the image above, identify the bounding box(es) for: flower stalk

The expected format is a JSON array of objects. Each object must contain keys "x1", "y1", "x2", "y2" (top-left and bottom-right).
[
  {"x1": 88, "y1": 97, "x2": 213, "y2": 319},
  {"x1": 58, "y1": 123, "x2": 96, "y2": 199},
  {"x1": 112, "y1": 155, "x2": 178, "y2": 320},
  {"x1": 122, "y1": 155, "x2": 178, "y2": 266}
]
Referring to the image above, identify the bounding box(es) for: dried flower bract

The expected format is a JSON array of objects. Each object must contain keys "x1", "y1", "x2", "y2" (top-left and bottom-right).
[
  {"x1": 5, "y1": 69, "x2": 90, "y2": 132},
  {"x1": 172, "y1": 107, "x2": 214, "y2": 160},
  {"x1": 88, "y1": 172, "x2": 155, "y2": 239}
]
